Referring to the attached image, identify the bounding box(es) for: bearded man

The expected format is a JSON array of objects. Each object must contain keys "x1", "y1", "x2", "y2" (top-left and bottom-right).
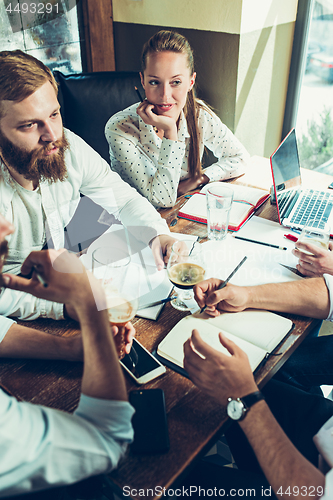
[{"x1": 0, "y1": 50, "x2": 175, "y2": 357}]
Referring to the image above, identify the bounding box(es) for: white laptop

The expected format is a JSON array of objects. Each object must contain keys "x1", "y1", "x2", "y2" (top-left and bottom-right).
[{"x1": 270, "y1": 128, "x2": 333, "y2": 234}]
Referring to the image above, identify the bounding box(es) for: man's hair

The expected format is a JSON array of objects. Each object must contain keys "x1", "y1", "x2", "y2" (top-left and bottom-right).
[{"x1": 0, "y1": 50, "x2": 58, "y2": 120}]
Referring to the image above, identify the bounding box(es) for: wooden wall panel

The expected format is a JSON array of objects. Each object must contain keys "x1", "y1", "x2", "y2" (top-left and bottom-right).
[{"x1": 81, "y1": 0, "x2": 115, "y2": 72}]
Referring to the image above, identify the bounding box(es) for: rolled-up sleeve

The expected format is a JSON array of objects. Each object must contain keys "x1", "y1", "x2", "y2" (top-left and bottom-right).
[
  {"x1": 0, "y1": 390, "x2": 134, "y2": 497},
  {"x1": 324, "y1": 274, "x2": 333, "y2": 321},
  {"x1": 0, "y1": 314, "x2": 16, "y2": 343},
  {"x1": 0, "y1": 287, "x2": 64, "y2": 325}
]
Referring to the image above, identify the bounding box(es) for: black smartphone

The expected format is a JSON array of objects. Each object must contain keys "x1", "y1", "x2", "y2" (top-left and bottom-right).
[
  {"x1": 129, "y1": 388, "x2": 170, "y2": 454},
  {"x1": 328, "y1": 182, "x2": 333, "y2": 190}
]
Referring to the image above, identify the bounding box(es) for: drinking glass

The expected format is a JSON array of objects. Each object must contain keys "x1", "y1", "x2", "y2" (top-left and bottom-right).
[
  {"x1": 206, "y1": 184, "x2": 234, "y2": 240},
  {"x1": 167, "y1": 239, "x2": 205, "y2": 311},
  {"x1": 297, "y1": 220, "x2": 330, "y2": 255},
  {"x1": 92, "y1": 246, "x2": 139, "y2": 359}
]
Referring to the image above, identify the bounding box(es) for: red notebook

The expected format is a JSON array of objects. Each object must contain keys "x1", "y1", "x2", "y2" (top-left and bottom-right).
[{"x1": 178, "y1": 184, "x2": 270, "y2": 232}]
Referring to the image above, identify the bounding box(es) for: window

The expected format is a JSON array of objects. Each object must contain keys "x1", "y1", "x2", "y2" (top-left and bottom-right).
[
  {"x1": 0, "y1": 0, "x2": 83, "y2": 74},
  {"x1": 297, "y1": 0, "x2": 333, "y2": 173}
]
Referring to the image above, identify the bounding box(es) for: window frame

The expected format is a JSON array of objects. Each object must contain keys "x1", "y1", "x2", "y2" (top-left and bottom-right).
[
  {"x1": 80, "y1": 0, "x2": 115, "y2": 72},
  {"x1": 282, "y1": 0, "x2": 315, "y2": 140}
]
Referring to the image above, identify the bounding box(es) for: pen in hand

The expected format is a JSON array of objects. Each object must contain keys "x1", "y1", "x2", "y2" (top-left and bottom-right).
[
  {"x1": 33, "y1": 266, "x2": 48, "y2": 288},
  {"x1": 135, "y1": 86, "x2": 144, "y2": 102},
  {"x1": 200, "y1": 256, "x2": 247, "y2": 314}
]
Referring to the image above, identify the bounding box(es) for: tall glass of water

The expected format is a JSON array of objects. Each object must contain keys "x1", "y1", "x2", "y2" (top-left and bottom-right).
[{"x1": 206, "y1": 185, "x2": 233, "y2": 240}]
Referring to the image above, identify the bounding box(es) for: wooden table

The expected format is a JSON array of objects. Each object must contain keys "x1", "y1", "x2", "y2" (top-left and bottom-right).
[{"x1": 0, "y1": 157, "x2": 330, "y2": 499}]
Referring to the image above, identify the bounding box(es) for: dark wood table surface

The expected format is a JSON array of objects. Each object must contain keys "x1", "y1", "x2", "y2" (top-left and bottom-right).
[{"x1": 0, "y1": 157, "x2": 331, "y2": 499}]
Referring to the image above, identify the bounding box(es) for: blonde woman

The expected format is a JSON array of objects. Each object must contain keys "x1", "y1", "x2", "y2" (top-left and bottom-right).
[{"x1": 105, "y1": 30, "x2": 249, "y2": 208}]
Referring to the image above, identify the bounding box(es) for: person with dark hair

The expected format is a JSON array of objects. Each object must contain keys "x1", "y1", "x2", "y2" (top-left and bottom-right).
[
  {"x1": 105, "y1": 30, "x2": 249, "y2": 208},
  {"x1": 0, "y1": 213, "x2": 134, "y2": 497},
  {"x1": 181, "y1": 276, "x2": 333, "y2": 499}
]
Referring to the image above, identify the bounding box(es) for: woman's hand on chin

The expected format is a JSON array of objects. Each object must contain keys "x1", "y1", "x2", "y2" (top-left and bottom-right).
[{"x1": 136, "y1": 100, "x2": 178, "y2": 141}]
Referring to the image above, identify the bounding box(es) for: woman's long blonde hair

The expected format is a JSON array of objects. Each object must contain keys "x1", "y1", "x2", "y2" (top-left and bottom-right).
[{"x1": 141, "y1": 30, "x2": 205, "y2": 179}]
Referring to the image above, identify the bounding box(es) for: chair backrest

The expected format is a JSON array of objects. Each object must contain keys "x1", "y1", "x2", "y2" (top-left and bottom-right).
[{"x1": 54, "y1": 70, "x2": 143, "y2": 162}]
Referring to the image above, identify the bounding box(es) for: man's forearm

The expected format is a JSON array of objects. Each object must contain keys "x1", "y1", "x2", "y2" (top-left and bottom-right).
[
  {"x1": 0, "y1": 323, "x2": 82, "y2": 361},
  {"x1": 239, "y1": 401, "x2": 325, "y2": 500},
  {"x1": 246, "y1": 278, "x2": 330, "y2": 319},
  {"x1": 78, "y1": 305, "x2": 127, "y2": 402}
]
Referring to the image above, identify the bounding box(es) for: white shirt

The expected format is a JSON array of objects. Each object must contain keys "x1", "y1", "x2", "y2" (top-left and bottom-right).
[
  {"x1": 105, "y1": 102, "x2": 250, "y2": 208},
  {"x1": 313, "y1": 415, "x2": 333, "y2": 499},
  {"x1": 4, "y1": 182, "x2": 46, "y2": 275},
  {"x1": 0, "y1": 128, "x2": 170, "y2": 339},
  {"x1": 0, "y1": 390, "x2": 134, "y2": 497},
  {"x1": 324, "y1": 274, "x2": 333, "y2": 321}
]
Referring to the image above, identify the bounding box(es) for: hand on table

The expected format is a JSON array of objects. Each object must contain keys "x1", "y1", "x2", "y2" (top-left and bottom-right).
[
  {"x1": 177, "y1": 174, "x2": 209, "y2": 197},
  {"x1": 183, "y1": 329, "x2": 257, "y2": 401},
  {"x1": 111, "y1": 321, "x2": 135, "y2": 356},
  {"x1": 136, "y1": 100, "x2": 178, "y2": 141},
  {"x1": 292, "y1": 241, "x2": 333, "y2": 277},
  {"x1": 193, "y1": 278, "x2": 250, "y2": 316},
  {"x1": 150, "y1": 234, "x2": 178, "y2": 270}
]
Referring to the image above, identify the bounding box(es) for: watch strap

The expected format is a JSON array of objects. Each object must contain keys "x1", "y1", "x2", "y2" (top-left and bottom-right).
[{"x1": 241, "y1": 391, "x2": 265, "y2": 410}]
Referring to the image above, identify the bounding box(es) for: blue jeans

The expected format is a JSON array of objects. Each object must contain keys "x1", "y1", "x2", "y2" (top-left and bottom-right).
[{"x1": 274, "y1": 325, "x2": 333, "y2": 391}]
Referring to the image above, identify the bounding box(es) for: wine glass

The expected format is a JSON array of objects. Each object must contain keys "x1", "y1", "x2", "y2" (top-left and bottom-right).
[
  {"x1": 92, "y1": 246, "x2": 139, "y2": 359},
  {"x1": 167, "y1": 238, "x2": 205, "y2": 311}
]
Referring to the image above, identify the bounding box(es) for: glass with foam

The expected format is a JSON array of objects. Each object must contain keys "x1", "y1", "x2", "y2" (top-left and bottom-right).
[{"x1": 92, "y1": 246, "x2": 138, "y2": 359}]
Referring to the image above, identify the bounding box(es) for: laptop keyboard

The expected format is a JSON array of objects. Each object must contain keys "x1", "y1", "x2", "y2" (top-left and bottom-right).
[
  {"x1": 289, "y1": 189, "x2": 333, "y2": 228},
  {"x1": 277, "y1": 190, "x2": 294, "y2": 214}
]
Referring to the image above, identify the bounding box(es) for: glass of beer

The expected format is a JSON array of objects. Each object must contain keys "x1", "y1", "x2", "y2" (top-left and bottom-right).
[
  {"x1": 297, "y1": 220, "x2": 330, "y2": 255},
  {"x1": 167, "y1": 238, "x2": 205, "y2": 311},
  {"x1": 92, "y1": 246, "x2": 139, "y2": 359}
]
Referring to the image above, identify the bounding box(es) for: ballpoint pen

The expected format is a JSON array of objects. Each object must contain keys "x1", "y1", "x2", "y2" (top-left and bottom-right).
[
  {"x1": 33, "y1": 266, "x2": 48, "y2": 288},
  {"x1": 284, "y1": 233, "x2": 298, "y2": 242},
  {"x1": 138, "y1": 296, "x2": 176, "y2": 309},
  {"x1": 233, "y1": 235, "x2": 287, "y2": 250},
  {"x1": 33, "y1": 266, "x2": 48, "y2": 287},
  {"x1": 134, "y1": 86, "x2": 144, "y2": 102},
  {"x1": 200, "y1": 256, "x2": 247, "y2": 314}
]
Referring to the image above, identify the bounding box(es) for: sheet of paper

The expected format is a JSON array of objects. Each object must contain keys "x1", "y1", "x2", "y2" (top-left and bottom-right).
[
  {"x1": 236, "y1": 216, "x2": 298, "y2": 249},
  {"x1": 201, "y1": 217, "x2": 301, "y2": 286}
]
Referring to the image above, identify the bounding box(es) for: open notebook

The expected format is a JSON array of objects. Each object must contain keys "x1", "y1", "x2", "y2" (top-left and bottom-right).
[
  {"x1": 178, "y1": 183, "x2": 270, "y2": 231},
  {"x1": 157, "y1": 310, "x2": 293, "y2": 375}
]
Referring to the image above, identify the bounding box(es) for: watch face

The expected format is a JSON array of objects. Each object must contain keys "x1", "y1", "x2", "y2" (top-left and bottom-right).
[{"x1": 227, "y1": 399, "x2": 244, "y2": 420}]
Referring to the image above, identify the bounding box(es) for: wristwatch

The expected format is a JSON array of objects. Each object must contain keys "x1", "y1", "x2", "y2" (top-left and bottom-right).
[{"x1": 227, "y1": 391, "x2": 264, "y2": 421}]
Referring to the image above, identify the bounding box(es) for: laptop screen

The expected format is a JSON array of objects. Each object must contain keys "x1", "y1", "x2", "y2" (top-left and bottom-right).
[{"x1": 270, "y1": 128, "x2": 301, "y2": 193}]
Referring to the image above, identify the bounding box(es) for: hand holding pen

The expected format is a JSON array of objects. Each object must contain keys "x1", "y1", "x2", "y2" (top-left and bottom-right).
[{"x1": 194, "y1": 257, "x2": 248, "y2": 316}]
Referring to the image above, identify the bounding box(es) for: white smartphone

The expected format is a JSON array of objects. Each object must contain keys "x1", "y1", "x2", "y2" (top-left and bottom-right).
[{"x1": 120, "y1": 338, "x2": 166, "y2": 384}]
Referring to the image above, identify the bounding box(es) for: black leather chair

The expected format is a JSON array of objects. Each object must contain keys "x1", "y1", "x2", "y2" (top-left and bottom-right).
[
  {"x1": 53, "y1": 70, "x2": 144, "y2": 251},
  {"x1": 54, "y1": 70, "x2": 142, "y2": 162}
]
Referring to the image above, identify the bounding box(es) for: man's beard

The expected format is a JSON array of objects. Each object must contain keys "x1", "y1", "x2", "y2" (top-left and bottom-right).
[{"x1": 0, "y1": 130, "x2": 69, "y2": 183}]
